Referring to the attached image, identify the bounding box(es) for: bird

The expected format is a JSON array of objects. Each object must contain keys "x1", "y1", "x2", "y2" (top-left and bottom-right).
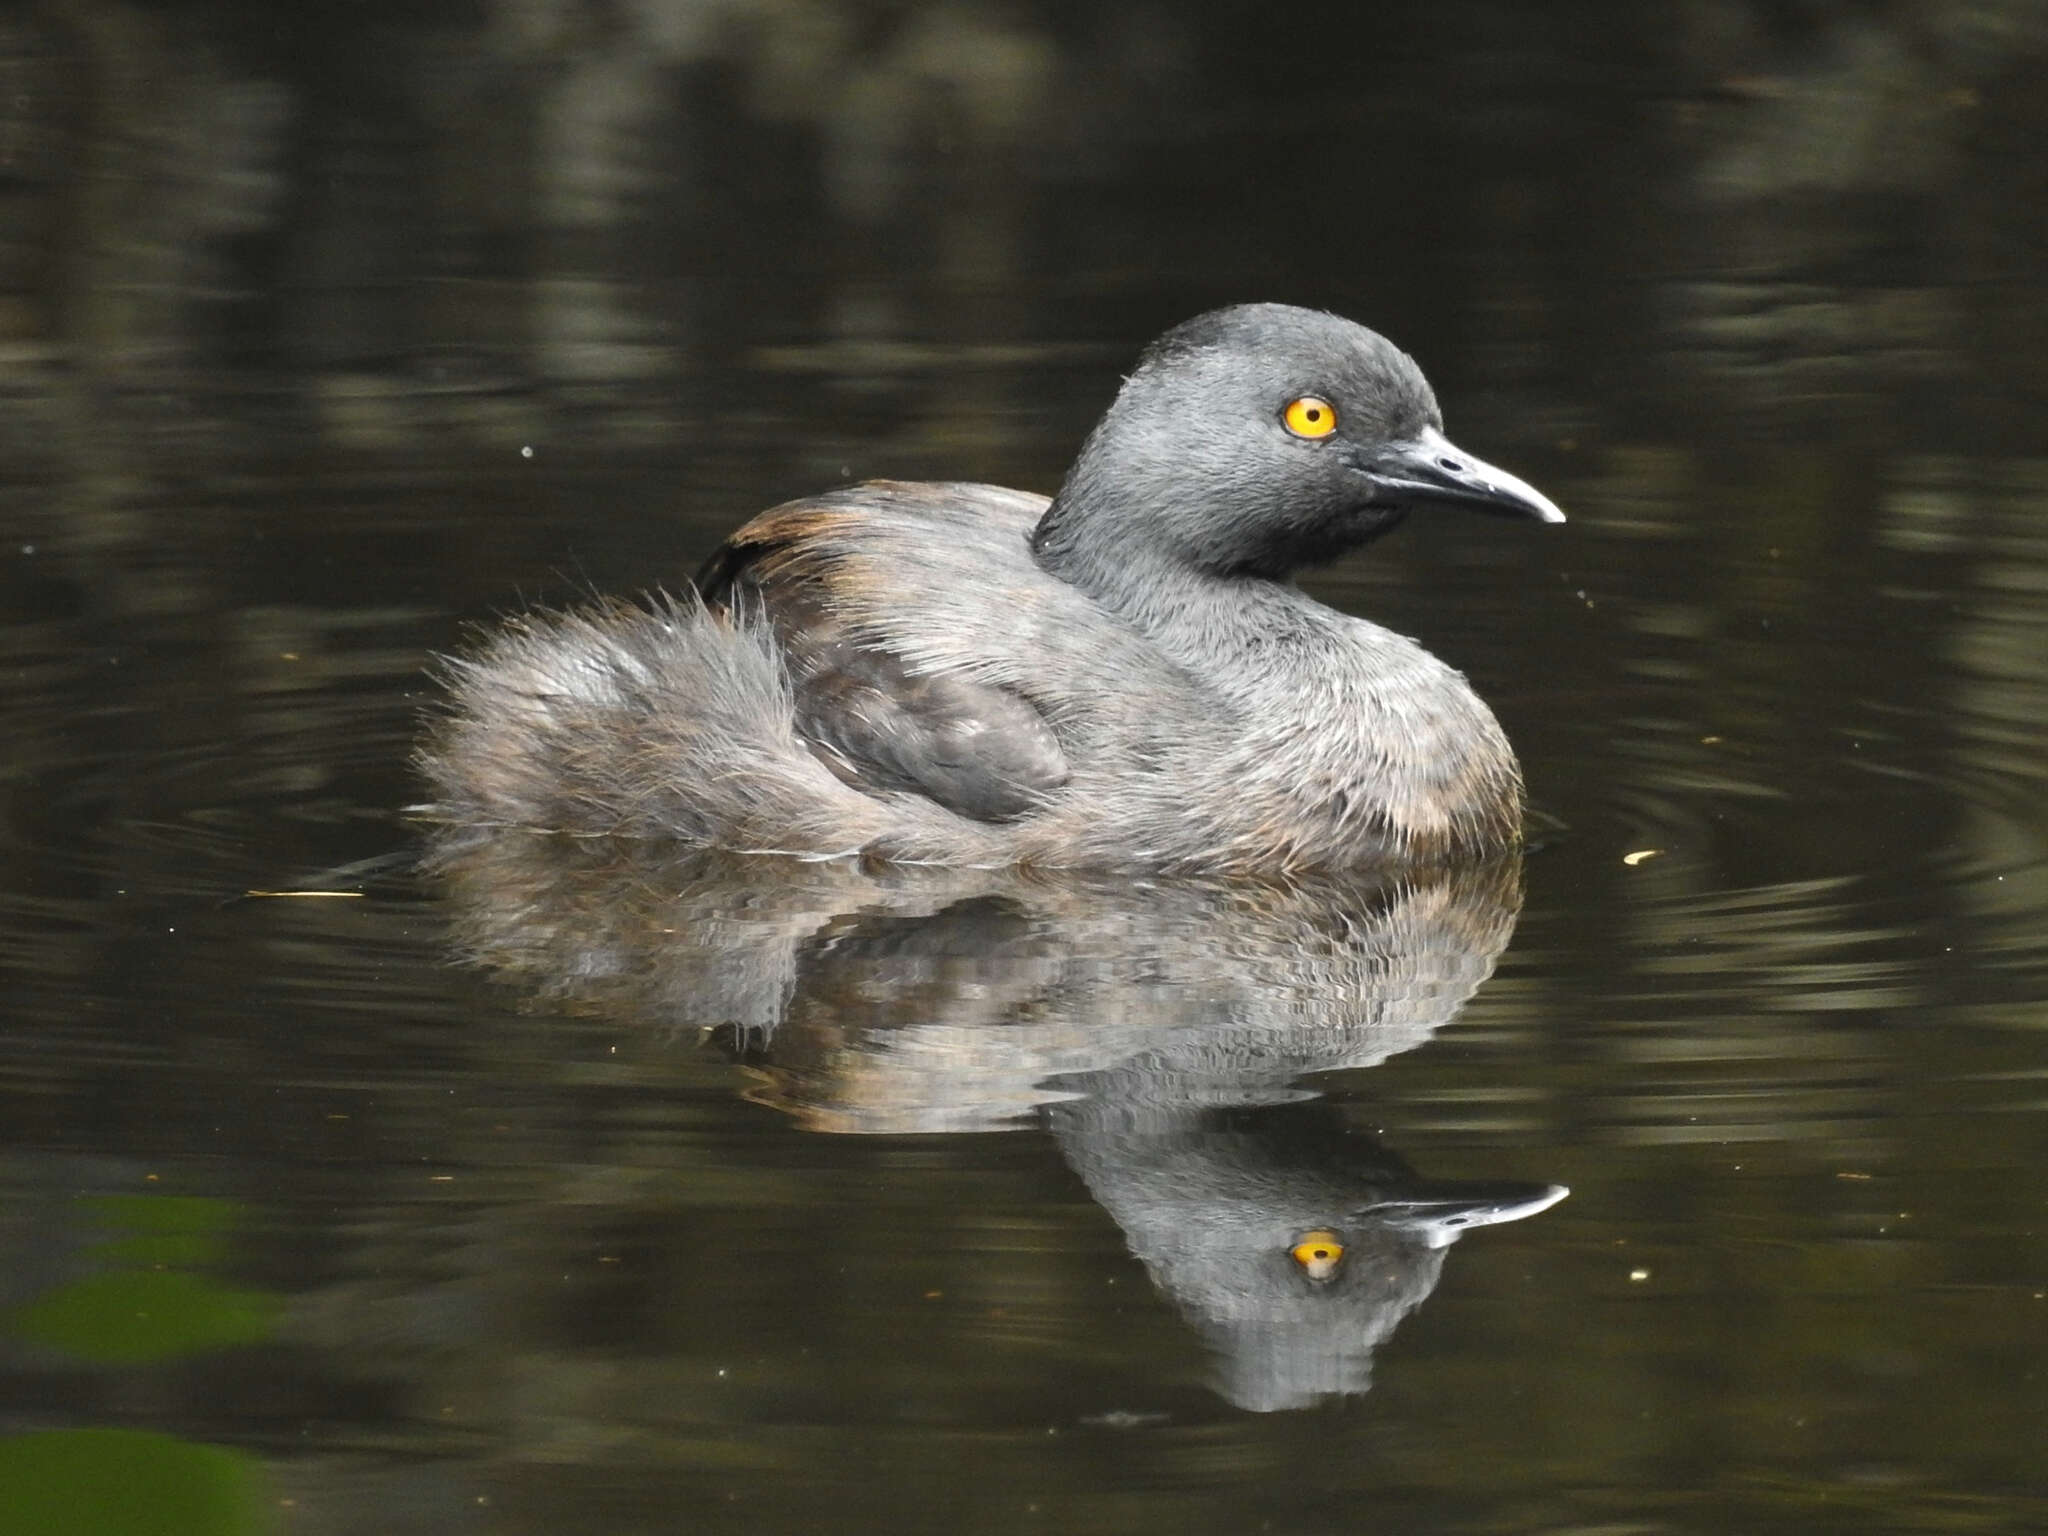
[{"x1": 419, "y1": 303, "x2": 1564, "y2": 873}]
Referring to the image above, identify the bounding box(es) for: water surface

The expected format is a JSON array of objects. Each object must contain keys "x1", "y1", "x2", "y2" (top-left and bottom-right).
[{"x1": 3, "y1": 6, "x2": 2046, "y2": 1533}]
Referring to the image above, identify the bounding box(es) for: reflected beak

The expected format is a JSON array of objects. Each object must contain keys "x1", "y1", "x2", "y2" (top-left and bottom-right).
[
  {"x1": 1363, "y1": 1180, "x2": 1570, "y2": 1249},
  {"x1": 1364, "y1": 425, "x2": 1566, "y2": 524}
]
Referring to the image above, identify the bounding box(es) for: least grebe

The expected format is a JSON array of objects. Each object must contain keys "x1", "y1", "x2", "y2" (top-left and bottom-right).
[{"x1": 420, "y1": 304, "x2": 1563, "y2": 872}]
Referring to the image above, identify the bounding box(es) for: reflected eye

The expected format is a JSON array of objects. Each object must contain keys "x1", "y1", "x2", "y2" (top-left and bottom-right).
[
  {"x1": 1282, "y1": 396, "x2": 1338, "y2": 439},
  {"x1": 1289, "y1": 1228, "x2": 1345, "y2": 1282}
]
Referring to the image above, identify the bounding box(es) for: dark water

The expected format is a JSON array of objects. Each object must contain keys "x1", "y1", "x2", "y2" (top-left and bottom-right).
[{"x1": 4, "y1": 6, "x2": 2047, "y2": 1534}]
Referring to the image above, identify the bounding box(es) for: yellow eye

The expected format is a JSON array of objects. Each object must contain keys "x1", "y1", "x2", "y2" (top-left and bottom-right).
[
  {"x1": 1283, "y1": 396, "x2": 1337, "y2": 439},
  {"x1": 1290, "y1": 1229, "x2": 1345, "y2": 1282}
]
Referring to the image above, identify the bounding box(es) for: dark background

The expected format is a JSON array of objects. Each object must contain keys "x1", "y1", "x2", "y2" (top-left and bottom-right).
[{"x1": 2, "y1": 4, "x2": 2046, "y2": 1534}]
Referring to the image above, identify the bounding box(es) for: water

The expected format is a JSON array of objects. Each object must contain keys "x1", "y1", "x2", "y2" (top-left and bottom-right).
[{"x1": 3, "y1": 7, "x2": 2047, "y2": 1534}]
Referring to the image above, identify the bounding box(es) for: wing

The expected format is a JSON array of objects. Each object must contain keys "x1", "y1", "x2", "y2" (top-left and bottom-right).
[{"x1": 695, "y1": 483, "x2": 1071, "y2": 824}]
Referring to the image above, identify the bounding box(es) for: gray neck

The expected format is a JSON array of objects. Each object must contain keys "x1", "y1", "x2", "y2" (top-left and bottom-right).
[
  {"x1": 1035, "y1": 534, "x2": 1268, "y2": 644},
  {"x1": 1031, "y1": 452, "x2": 1286, "y2": 644},
  {"x1": 1033, "y1": 473, "x2": 1521, "y2": 865}
]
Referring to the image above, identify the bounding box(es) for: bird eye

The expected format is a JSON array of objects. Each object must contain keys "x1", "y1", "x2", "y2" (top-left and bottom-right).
[
  {"x1": 1289, "y1": 1229, "x2": 1345, "y2": 1282},
  {"x1": 1282, "y1": 396, "x2": 1338, "y2": 439}
]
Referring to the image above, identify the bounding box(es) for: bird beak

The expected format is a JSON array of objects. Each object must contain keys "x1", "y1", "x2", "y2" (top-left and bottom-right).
[
  {"x1": 1362, "y1": 1180, "x2": 1570, "y2": 1249},
  {"x1": 1364, "y1": 425, "x2": 1566, "y2": 524}
]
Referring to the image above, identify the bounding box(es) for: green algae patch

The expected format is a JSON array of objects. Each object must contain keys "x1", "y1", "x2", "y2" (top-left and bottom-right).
[
  {"x1": 4, "y1": 1194, "x2": 278, "y2": 1364},
  {"x1": 0, "y1": 1429, "x2": 271, "y2": 1536},
  {"x1": 8, "y1": 1268, "x2": 278, "y2": 1365}
]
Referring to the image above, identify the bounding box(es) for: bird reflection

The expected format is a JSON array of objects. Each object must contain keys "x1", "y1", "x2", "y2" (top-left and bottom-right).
[
  {"x1": 428, "y1": 831, "x2": 1566, "y2": 1410},
  {"x1": 1049, "y1": 1096, "x2": 1563, "y2": 1410}
]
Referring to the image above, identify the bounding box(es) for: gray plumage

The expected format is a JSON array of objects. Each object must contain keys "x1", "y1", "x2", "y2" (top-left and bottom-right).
[{"x1": 419, "y1": 304, "x2": 1564, "y2": 873}]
